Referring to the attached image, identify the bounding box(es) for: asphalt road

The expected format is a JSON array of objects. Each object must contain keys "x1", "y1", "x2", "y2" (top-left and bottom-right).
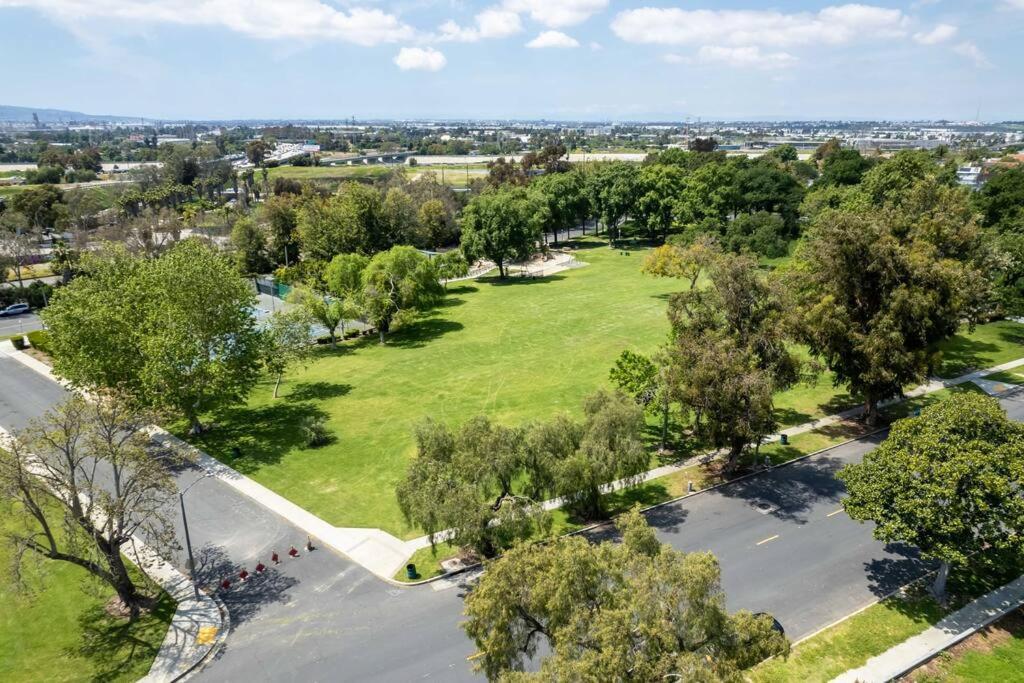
[
  {"x1": 3, "y1": 350, "x2": 1019, "y2": 681},
  {"x1": 0, "y1": 312, "x2": 43, "y2": 337}
]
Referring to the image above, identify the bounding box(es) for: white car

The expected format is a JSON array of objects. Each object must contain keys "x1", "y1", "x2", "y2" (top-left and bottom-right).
[{"x1": 0, "y1": 303, "x2": 30, "y2": 317}]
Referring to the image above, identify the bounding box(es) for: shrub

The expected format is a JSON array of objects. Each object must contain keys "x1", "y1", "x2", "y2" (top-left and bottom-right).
[
  {"x1": 11, "y1": 335, "x2": 27, "y2": 350},
  {"x1": 27, "y1": 329, "x2": 51, "y2": 354},
  {"x1": 300, "y1": 415, "x2": 332, "y2": 448}
]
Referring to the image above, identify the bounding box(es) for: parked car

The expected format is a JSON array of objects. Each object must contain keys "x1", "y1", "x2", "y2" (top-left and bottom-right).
[{"x1": 0, "y1": 303, "x2": 30, "y2": 317}]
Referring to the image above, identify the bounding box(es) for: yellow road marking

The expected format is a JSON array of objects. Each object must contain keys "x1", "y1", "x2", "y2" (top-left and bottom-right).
[
  {"x1": 756, "y1": 534, "x2": 779, "y2": 546},
  {"x1": 197, "y1": 626, "x2": 218, "y2": 645},
  {"x1": 467, "y1": 652, "x2": 484, "y2": 661},
  {"x1": 827, "y1": 508, "x2": 845, "y2": 517}
]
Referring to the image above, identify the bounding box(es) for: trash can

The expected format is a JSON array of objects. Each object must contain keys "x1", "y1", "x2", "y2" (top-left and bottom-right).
[
  {"x1": 406, "y1": 563, "x2": 418, "y2": 580},
  {"x1": 780, "y1": 433, "x2": 789, "y2": 445}
]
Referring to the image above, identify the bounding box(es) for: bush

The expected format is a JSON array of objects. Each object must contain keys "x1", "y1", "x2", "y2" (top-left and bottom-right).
[
  {"x1": 65, "y1": 169, "x2": 98, "y2": 183},
  {"x1": 0, "y1": 280, "x2": 53, "y2": 309},
  {"x1": 300, "y1": 415, "x2": 332, "y2": 448},
  {"x1": 27, "y1": 329, "x2": 51, "y2": 354},
  {"x1": 25, "y1": 166, "x2": 64, "y2": 184},
  {"x1": 11, "y1": 335, "x2": 27, "y2": 350}
]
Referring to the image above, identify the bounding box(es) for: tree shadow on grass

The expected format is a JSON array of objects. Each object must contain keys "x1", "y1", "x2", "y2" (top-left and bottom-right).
[
  {"x1": 192, "y1": 543, "x2": 300, "y2": 630},
  {"x1": 936, "y1": 337, "x2": 1003, "y2": 378},
  {"x1": 285, "y1": 381, "x2": 352, "y2": 403},
  {"x1": 70, "y1": 591, "x2": 176, "y2": 682},
  {"x1": 191, "y1": 402, "x2": 332, "y2": 474},
  {"x1": 386, "y1": 317, "x2": 464, "y2": 349},
  {"x1": 478, "y1": 273, "x2": 568, "y2": 287}
]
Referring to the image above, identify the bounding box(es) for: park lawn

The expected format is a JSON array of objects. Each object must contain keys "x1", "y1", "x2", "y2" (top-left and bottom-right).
[
  {"x1": 935, "y1": 319, "x2": 1024, "y2": 378},
  {"x1": 183, "y1": 230, "x2": 1024, "y2": 538},
  {"x1": 266, "y1": 165, "x2": 397, "y2": 182},
  {"x1": 0, "y1": 503, "x2": 175, "y2": 683},
  {"x1": 932, "y1": 620, "x2": 1024, "y2": 682}
]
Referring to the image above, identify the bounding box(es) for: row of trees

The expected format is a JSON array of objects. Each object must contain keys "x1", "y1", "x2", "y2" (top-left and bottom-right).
[{"x1": 397, "y1": 390, "x2": 648, "y2": 558}]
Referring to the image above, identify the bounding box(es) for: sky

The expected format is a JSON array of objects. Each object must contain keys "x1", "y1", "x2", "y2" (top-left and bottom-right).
[{"x1": 0, "y1": 0, "x2": 1022, "y2": 122}]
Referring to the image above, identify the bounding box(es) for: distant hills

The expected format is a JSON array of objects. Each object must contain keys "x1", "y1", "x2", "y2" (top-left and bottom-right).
[{"x1": 0, "y1": 104, "x2": 142, "y2": 124}]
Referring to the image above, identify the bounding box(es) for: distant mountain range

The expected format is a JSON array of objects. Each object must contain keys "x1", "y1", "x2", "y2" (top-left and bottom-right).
[{"x1": 0, "y1": 104, "x2": 142, "y2": 124}]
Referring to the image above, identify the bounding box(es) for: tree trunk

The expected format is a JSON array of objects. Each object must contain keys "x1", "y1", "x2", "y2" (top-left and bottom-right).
[
  {"x1": 107, "y1": 549, "x2": 143, "y2": 619},
  {"x1": 863, "y1": 397, "x2": 880, "y2": 426},
  {"x1": 725, "y1": 438, "x2": 745, "y2": 472},
  {"x1": 660, "y1": 400, "x2": 670, "y2": 451},
  {"x1": 188, "y1": 414, "x2": 204, "y2": 435},
  {"x1": 378, "y1": 328, "x2": 385, "y2": 344},
  {"x1": 497, "y1": 259, "x2": 505, "y2": 279},
  {"x1": 274, "y1": 373, "x2": 282, "y2": 399},
  {"x1": 329, "y1": 329, "x2": 337, "y2": 348},
  {"x1": 932, "y1": 560, "x2": 950, "y2": 603}
]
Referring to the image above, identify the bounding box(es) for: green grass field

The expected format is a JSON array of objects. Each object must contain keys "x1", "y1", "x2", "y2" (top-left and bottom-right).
[
  {"x1": 183, "y1": 237, "x2": 1024, "y2": 538},
  {"x1": 933, "y1": 619, "x2": 1024, "y2": 681},
  {"x1": 266, "y1": 164, "x2": 397, "y2": 182},
  {"x1": 0, "y1": 503, "x2": 174, "y2": 683}
]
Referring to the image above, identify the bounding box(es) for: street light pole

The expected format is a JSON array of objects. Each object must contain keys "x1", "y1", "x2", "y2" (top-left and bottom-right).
[
  {"x1": 179, "y1": 492, "x2": 199, "y2": 599},
  {"x1": 179, "y1": 473, "x2": 212, "y2": 600}
]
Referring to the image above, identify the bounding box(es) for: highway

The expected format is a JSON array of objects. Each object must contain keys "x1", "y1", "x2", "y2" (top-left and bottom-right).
[{"x1": 2, "y1": 349, "x2": 1014, "y2": 681}]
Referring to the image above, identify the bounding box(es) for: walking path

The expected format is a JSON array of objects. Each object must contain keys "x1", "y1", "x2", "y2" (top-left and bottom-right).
[
  {"x1": 0, "y1": 419, "x2": 227, "y2": 683},
  {"x1": 5, "y1": 339, "x2": 1024, "y2": 583},
  {"x1": 831, "y1": 574, "x2": 1024, "y2": 683}
]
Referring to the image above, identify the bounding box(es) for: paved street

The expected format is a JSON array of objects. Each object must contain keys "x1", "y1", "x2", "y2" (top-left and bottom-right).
[
  {"x1": 2, "y1": 350, "x2": 1020, "y2": 681},
  {"x1": 0, "y1": 312, "x2": 43, "y2": 337}
]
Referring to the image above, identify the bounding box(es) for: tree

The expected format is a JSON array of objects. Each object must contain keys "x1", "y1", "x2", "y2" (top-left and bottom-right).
[
  {"x1": 796, "y1": 178, "x2": 991, "y2": 423},
  {"x1": 722, "y1": 211, "x2": 788, "y2": 258},
  {"x1": 531, "y1": 170, "x2": 589, "y2": 243},
  {"x1": 585, "y1": 163, "x2": 640, "y2": 246},
  {"x1": 245, "y1": 139, "x2": 269, "y2": 166},
  {"x1": 382, "y1": 187, "x2": 420, "y2": 247},
  {"x1": 396, "y1": 416, "x2": 550, "y2": 558},
  {"x1": 636, "y1": 164, "x2": 686, "y2": 241},
  {"x1": 0, "y1": 214, "x2": 37, "y2": 289},
  {"x1": 657, "y1": 246, "x2": 801, "y2": 468},
  {"x1": 11, "y1": 184, "x2": 64, "y2": 230},
  {"x1": 263, "y1": 195, "x2": 300, "y2": 266},
  {"x1": 323, "y1": 252, "x2": 369, "y2": 340},
  {"x1": 288, "y1": 285, "x2": 345, "y2": 347},
  {"x1": 230, "y1": 216, "x2": 272, "y2": 277},
  {"x1": 818, "y1": 148, "x2": 872, "y2": 187},
  {"x1": 551, "y1": 389, "x2": 648, "y2": 520},
  {"x1": 361, "y1": 246, "x2": 443, "y2": 342},
  {"x1": 975, "y1": 166, "x2": 1024, "y2": 233},
  {"x1": 460, "y1": 188, "x2": 544, "y2": 279},
  {"x1": 463, "y1": 507, "x2": 788, "y2": 681},
  {"x1": 0, "y1": 397, "x2": 179, "y2": 619},
  {"x1": 838, "y1": 393, "x2": 1024, "y2": 601},
  {"x1": 435, "y1": 250, "x2": 469, "y2": 289},
  {"x1": 610, "y1": 349, "x2": 675, "y2": 450},
  {"x1": 264, "y1": 308, "x2": 315, "y2": 398},
  {"x1": 42, "y1": 240, "x2": 265, "y2": 433},
  {"x1": 812, "y1": 137, "x2": 842, "y2": 163},
  {"x1": 417, "y1": 198, "x2": 455, "y2": 249},
  {"x1": 688, "y1": 137, "x2": 718, "y2": 153}
]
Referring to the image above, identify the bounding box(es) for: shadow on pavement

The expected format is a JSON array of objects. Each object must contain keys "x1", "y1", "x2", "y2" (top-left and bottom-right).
[{"x1": 193, "y1": 543, "x2": 300, "y2": 629}]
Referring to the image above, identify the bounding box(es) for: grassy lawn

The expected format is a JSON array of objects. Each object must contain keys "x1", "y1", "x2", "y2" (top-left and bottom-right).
[
  {"x1": 923, "y1": 612, "x2": 1024, "y2": 681},
  {"x1": 935, "y1": 319, "x2": 1024, "y2": 378},
  {"x1": 183, "y1": 233, "x2": 1024, "y2": 538},
  {"x1": 266, "y1": 164, "x2": 398, "y2": 182},
  {"x1": 0, "y1": 503, "x2": 175, "y2": 683},
  {"x1": 750, "y1": 550, "x2": 1024, "y2": 683}
]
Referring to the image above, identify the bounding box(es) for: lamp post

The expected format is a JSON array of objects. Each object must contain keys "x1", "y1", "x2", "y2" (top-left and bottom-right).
[{"x1": 179, "y1": 473, "x2": 212, "y2": 600}]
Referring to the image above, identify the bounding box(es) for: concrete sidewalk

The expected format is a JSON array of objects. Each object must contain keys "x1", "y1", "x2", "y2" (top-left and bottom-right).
[{"x1": 831, "y1": 574, "x2": 1024, "y2": 683}]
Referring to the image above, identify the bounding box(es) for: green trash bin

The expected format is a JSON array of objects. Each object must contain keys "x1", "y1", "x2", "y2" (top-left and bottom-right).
[
  {"x1": 780, "y1": 433, "x2": 789, "y2": 446},
  {"x1": 406, "y1": 563, "x2": 418, "y2": 580}
]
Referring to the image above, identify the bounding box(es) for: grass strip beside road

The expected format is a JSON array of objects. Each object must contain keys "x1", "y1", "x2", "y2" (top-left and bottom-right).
[{"x1": 749, "y1": 550, "x2": 1024, "y2": 683}]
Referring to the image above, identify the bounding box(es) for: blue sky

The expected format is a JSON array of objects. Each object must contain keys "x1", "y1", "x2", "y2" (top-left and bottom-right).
[{"x1": 0, "y1": 0, "x2": 1021, "y2": 121}]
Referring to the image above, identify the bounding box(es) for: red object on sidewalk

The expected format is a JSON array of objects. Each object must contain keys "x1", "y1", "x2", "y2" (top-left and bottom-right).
[
  {"x1": 239, "y1": 569, "x2": 249, "y2": 581},
  {"x1": 255, "y1": 562, "x2": 266, "y2": 573},
  {"x1": 221, "y1": 579, "x2": 231, "y2": 590},
  {"x1": 271, "y1": 551, "x2": 280, "y2": 564},
  {"x1": 288, "y1": 546, "x2": 299, "y2": 558}
]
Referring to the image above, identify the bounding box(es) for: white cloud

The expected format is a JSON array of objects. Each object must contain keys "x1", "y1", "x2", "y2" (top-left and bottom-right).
[
  {"x1": 0, "y1": 0, "x2": 414, "y2": 46},
  {"x1": 393, "y1": 46, "x2": 447, "y2": 71},
  {"x1": 662, "y1": 53, "x2": 685, "y2": 64},
  {"x1": 503, "y1": 0, "x2": 607, "y2": 28},
  {"x1": 589, "y1": 41, "x2": 603, "y2": 51},
  {"x1": 696, "y1": 45, "x2": 798, "y2": 70},
  {"x1": 953, "y1": 41, "x2": 991, "y2": 67},
  {"x1": 526, "y1": 30, "x2": 579, "y2": 48},
  {"x1": 1005, "y1": 0, "x2": 1024, "y2": 8},
  {"x1": 611, "y1": 4, "x2": 909, "y2": 48},
  {"x1": 437, "y1": 6, "x2": 522, "y2": 42},
  {"x1": 913, "y1": 23, "x2": 957, "y2": 45}
]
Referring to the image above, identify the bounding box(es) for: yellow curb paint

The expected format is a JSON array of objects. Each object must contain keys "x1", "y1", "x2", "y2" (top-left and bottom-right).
[
  {"x1": 197, "y1": 626, "x2": 218, "y2": 645},
  {"x1": 756, "y1": 535, "x2": 779, "y2": 546}
]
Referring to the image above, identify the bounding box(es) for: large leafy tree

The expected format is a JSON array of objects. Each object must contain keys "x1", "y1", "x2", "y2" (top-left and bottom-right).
[
  {"x1": 636, "y1": 164, "x2": 686, "y2": 241},
  {"x1": 975, "y1": 166, "x2": 1024, "y2": 233},
  {"x1": 463, "y1": 507, "x2": 789, "y2": 681},
  {"x1": 585, "y1": 162, "x2": 640, "y2": 246},
  {"x1": 530, "y1": 170, "x2": 589, "y2": 244},
  {"x1": 361, "y1": 245, "x2": 443, "y2": 343},
  {"x1": 43, "y1": 240, "x2": 264, "y2": 433},
  {"x1": 839, "y1": 393, "x2": 1024, "y2": 600},
  {"x1": 264, "y1": 308, "x2": 315, "y2": 398},
  {"x1": 796, "y1": 177, "x2": 991, "y2": 423},
  {"x1": 396, "y1": 417, "x2": 549, "y2": 558},
  {"x1": 653, "y1": 245, "x2": 801, "y2": 468},
  {"x1": 288, "y1": 285, "x2": 346, "y2": 347},
  {"x1": 0, "y1": 397, "x2": 179, "y2": 618},
  {"x1": 460, "y1": 188, "x2": 545, "y2": 278}
]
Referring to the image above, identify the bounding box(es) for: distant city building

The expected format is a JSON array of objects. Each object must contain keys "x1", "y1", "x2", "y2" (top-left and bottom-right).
[{"x1": 956, "y1": 165, "x2": 983, "y2": 189}]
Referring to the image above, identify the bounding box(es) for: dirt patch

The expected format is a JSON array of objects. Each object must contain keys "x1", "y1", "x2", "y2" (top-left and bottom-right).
[
  {"x1": 901, "y1": 607, "x2": 1024, "y2": 681},
  {"x1": 103, "y1": 594, "x2": 158, "y2": 620}
]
